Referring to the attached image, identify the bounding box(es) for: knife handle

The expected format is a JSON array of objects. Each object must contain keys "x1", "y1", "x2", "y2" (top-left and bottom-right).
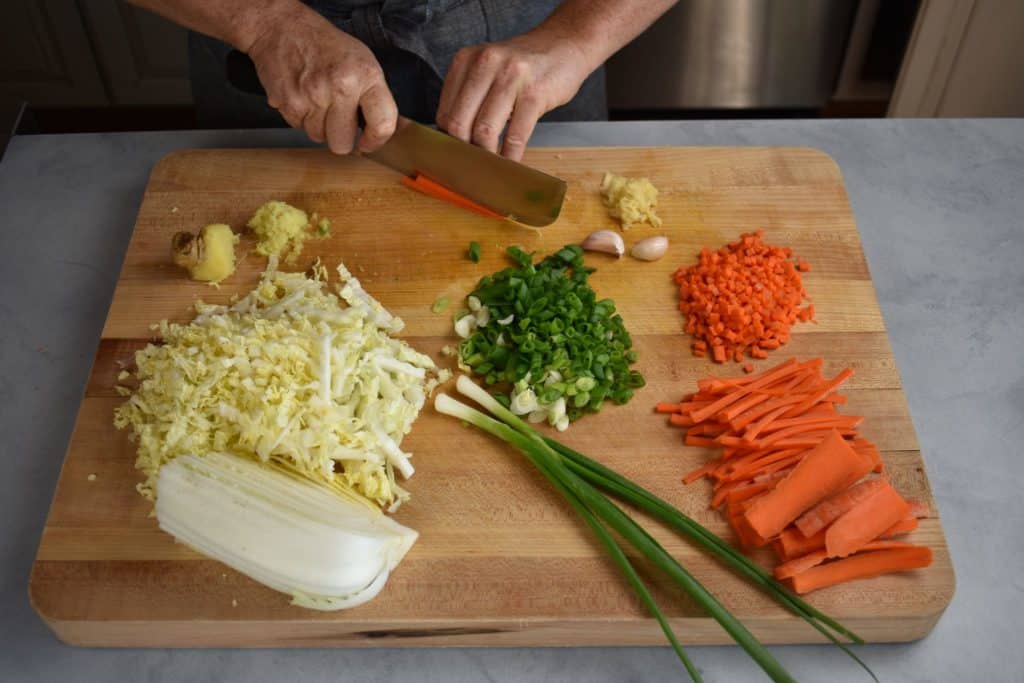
[{"x1": 225, "y1": 50, "x2": 368, "y2": 129}]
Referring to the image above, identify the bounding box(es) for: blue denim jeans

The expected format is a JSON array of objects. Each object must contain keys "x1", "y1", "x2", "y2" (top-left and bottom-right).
[{"x1": 189, "y1": 0, "x2": 607, "y2": 128}]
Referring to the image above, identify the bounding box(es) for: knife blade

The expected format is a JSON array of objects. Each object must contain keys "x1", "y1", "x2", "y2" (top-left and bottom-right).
[{"x1": 225, "y1": 50, "x2": 566, "y2": 226}]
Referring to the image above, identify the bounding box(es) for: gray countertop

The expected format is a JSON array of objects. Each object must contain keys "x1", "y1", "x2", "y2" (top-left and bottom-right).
[{"x1": 1, "y1": 119, "x2": 1022, "y2": 682}]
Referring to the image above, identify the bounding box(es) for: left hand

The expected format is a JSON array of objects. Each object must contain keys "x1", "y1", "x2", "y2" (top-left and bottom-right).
[{"x1": 436, "y1": 30, "x2": 591, "y2": 161}]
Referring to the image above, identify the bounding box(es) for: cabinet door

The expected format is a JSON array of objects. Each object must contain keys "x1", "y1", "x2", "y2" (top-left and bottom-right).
[
  {"x1": 0, "y1": 0, "x2": 108, "y2": 107},
  {"x1": 81, "y1": 0, "x2": 192, "y2": 106}
]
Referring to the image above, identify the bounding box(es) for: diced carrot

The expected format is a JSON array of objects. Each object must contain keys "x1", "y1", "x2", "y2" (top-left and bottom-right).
[
  {"x1": 743, "y1": 363, "x2": 755, "y2": 374},
  {"x1": 787, "y1": 546, "x2": 933, "y2": 594},
  {"x1": 743, "y1": 430, "x2": 873, "y2": 540},
  {"x1": 674, "y1": 231, "x2": 813, "y2": 363},
  {"x1": 824, "y1": 481, "x2": 912, "y2": 558}
]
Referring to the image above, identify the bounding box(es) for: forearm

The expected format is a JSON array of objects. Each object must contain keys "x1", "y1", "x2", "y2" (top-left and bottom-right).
[
  {"x1": 538, "y1": 0, "x2": 677, "y2": 72},
  {"x1": 127, "y1": 0, "x2": 309, "y2": 52}
]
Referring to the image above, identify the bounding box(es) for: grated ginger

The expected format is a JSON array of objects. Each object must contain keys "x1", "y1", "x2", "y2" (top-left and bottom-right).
[
  {"x1": 248, "y1": 200, "x2": 312, "y2": 263},
  {"x1": 600, "y1": 172, "x2": 662, "y2": 230}
]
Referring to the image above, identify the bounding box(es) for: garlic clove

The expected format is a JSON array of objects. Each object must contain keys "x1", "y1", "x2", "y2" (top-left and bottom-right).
[
  {"x1": 630, "y1": 235, "x2": 669, "y2": 262},
  {"x1": 580, "y1": 229, "x2": 625, "y2": 257}
]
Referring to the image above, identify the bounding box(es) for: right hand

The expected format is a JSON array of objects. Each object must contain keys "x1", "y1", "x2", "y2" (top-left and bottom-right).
[{"x1": 246, "y1": 6, "x2": 397, "y2": 154}]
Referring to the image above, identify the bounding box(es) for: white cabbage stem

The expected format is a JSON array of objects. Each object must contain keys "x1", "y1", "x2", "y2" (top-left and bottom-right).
[{"x1": 156, "y1": 452, "x2": 417, "y2": 611}]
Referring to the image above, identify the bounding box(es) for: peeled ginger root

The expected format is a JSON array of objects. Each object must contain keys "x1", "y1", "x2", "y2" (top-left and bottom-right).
[{"x1": 172, "y1": 223, "x2": 238, "y2": 283}]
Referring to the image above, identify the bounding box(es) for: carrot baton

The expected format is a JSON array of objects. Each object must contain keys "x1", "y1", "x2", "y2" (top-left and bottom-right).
[
  {"x1": 787, "y1": 546, "x2": 933, "y2": 594},
  {"x1": 793, "y1": 477, "x2": 888, "y2": 538},
  {"x1": 774, "y1": 540, "x2": 919, "y2": 582},
  {"x1": 742, "y1": 430, "x2": 874, "y2": 541},
  {"x1": 825, "y1": 481, "x2": 912, "y2": 558}
]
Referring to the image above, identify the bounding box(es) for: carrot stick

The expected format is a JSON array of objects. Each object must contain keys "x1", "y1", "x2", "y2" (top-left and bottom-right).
[
  {"x1": 824, "y1": 481, "x2": 912, "y2": 558},
  {"x1": 684, "y1": 434, "x2": 718, "y2": 448},
  {"x1": 757, "y1": 414, "x2": 863, "y2": 436},
  {"x1": 668, "y1": 414, "x2": 695, "y2": 428},
  {"x1": 401, "y1": 174, "x2": 504, "y2": 219},
  {"x1": 687, "y1": 359, "x2": 800, "y2": 423},
  {"x1": 729, "y1": 394, "x2": 807, "y2": 430},
  {"x1": 780, "y1": 368, "x2": 854, "y2": 418},
  {"x1": 719, "y1": 448, "x2": 806, "y2": 483},
  {"x1": 739, "y1": 405, "x2": 794, "y2": 441},
  {"x1": 881, "y1": 516, "x2": 919, "y2": 537},
  {"x1": 774, "y1": 540, "x2": 918, "y2": 581},
  {"x1": 682, "y1": 460, "x2": 718, "y2": 484},
  {"x1": 655, "y1": 402, "x2": 682, "y2": 414},
  {"x1": 777, "y1": 514, "x2": 919, "y2": 561},
  {"x1": 793, "y1": 477, "x2": 887, "y2": 538},
  {"x1": 776, "y1": 527, "x2": 827, "y2": 561},
  {"x1": 774, "y1": 549, "x2": 828, "y2": 580},
  {"x1": 742, "y1": 430, "x2": 873, "y2": 540},
  {"x1": 787, "y1": 546, "x2": 933, "y2": 594}
]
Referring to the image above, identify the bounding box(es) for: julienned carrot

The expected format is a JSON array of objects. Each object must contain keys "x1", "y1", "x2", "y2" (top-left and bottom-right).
[
  {"x1": 682, "y1": 461, "x2": 718, "y2": 485},
  {"x1": 825, "y1": 482, "x2": 912, "y2": 558},
  {"x1": 758, "y1": 414, "x2": 863, "y2": 437},
  {"x1": 781, "y1": 368, "x2": 854, "y2": 418},
  {"x1": 787, "y1": 546, "x2": 933, "y2": 594},
  {"x1": 794, "y1": 477, "x2": 888, "y2": 538},
  {"x1": 402, "y1": 174, "x2": 504, "y2": 219},
  {"x1": 664, "y1": 358, "x2": 933, "y2": 591},
  {"x1": 687, "y1": 359, "x2": 800, "y2": 423},
  {"x1": 743, "y1": 430, "x2": 873, "y2": 540}
]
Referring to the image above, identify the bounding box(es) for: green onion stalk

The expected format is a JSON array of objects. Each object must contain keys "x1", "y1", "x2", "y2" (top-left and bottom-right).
[{"x1": 435, "y1": 375, "x2": 877, "y2": 682}]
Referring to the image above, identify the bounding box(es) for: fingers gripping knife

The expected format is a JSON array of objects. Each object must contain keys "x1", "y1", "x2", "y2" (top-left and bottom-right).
[{"x1": 225, "y1": 50, "x2": 566, "y2": 226}]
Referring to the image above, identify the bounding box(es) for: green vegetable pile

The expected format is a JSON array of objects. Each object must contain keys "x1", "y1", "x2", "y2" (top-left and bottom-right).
[{"x1": 455, "y1": 245, "x2": 644, "y2": 429}]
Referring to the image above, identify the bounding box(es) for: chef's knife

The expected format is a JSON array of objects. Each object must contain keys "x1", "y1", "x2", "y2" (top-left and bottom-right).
[{"x1": 225, "y1": 50, "x2": 566, "y2": 226}]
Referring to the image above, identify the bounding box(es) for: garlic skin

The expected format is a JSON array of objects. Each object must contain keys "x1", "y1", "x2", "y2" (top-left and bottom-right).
[
  {"x1": 630, "y1": 236, "x2": 669, "y2": 262},
  {"x1": 580, "y1": 229, "x2": 625, "y2": 257}
]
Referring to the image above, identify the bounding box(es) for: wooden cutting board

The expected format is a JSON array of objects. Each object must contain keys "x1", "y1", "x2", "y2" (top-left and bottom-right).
[{"x1": 30, "y1": 147, "x2": 954, "y2": 647}]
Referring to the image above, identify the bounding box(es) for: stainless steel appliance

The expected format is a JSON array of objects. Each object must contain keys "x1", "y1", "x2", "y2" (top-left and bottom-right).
[{"x1": 606, "y1": 0, "x2": 858, "y2": 110}]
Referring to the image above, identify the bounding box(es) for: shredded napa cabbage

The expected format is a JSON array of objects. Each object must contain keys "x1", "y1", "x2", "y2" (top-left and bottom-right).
[{"x1": 114, "y1": 259, "x2": 445, "y2": 509}]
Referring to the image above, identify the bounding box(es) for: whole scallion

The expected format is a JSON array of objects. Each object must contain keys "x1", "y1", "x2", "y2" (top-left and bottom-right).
[{"x1": 435, "y1": 375, "x2": 877, "y2": 682}]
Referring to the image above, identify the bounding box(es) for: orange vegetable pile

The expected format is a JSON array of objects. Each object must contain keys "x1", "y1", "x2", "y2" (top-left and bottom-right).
[
  {"x1": 657, "y1": 357, "x2": 933, "y2": 593},
  {"x1": 673, "y1": 230, "x2": 814, "y2": 363}
]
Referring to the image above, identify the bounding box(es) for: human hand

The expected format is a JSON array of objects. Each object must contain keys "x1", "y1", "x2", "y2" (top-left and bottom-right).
[
  {"x1": 436, "y1": 29, "x2": 592, "y2": 161},
  {"x1": 246, "y1": 6, "x2": 397, "y2": 153}
]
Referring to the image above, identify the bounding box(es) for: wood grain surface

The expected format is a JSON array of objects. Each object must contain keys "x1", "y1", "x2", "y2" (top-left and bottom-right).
[{"x1": 30, "y1": 147, "x2": 954, "y2": 647}]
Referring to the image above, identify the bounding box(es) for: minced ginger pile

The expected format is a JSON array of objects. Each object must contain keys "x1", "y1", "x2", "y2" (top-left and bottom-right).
[
  {"x1": 114, "y1": 258, "x2": 447, "y2": 509},
  {"x1": 600, "y1": 172, "x2": 662, "y2": 229}
]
